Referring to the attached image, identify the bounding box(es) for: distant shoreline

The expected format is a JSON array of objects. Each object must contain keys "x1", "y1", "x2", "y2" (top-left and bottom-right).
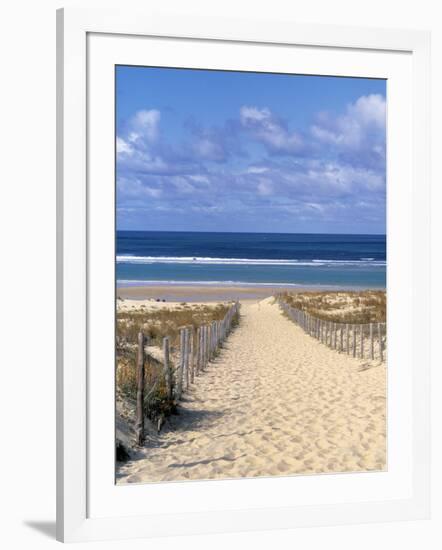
[
  {"x1": 117, "y1": 233, "x2": 386, "y2": 290},
  {"x1": 116, "y1": 283, "x2": 385, "y2": 302}
]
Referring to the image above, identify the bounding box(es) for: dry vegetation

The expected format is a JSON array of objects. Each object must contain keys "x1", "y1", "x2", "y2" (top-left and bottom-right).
[
  {"x1": 116, "y1": 301, "x2": 239, "y2": 431},
  {"x1": 117, "y1": 302, "x2": 233, "y2": 349},
  {"x1": 277, "y1": 290, "x2": 386, "y2": 324}
]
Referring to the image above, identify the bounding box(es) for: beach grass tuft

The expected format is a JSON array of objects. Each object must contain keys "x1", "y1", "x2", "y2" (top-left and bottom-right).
[
  {"x1": 277, "y1": 290, "x2": 386, "y2": 323},
  {"x1": 116, "y1": 302, "x2": 235, "y2": 427}
]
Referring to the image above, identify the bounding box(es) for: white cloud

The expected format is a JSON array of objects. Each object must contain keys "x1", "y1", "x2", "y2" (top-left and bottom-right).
[
  {"x1": 257, "y1": 179, "x2": 274, "y2": 196},
  {"x1": 240, "y1": 106, "x2": 271, "y2": 123},
  {"x1": 116, "y1": 94, "x2": 386, "y2": 232},
  {"x1": 117, "y1": 109, "x2": 164, "y2": 172},
  {"x1": 191, "y1": 137, "x2": 226, "y2": 161},
  {"x1": 348, "y1": 94, "x2": 386, "y2": 128},
  {"x1": 246, "y1": 166, "x2": 269, "y2": 174},
  {"x1": 116, "y1": 137, "x2": 133, "y2": 155},
  {"x1": 169, "y1": 176, "x2": 196, "y2": 194},
  {"x1": 241, "y1": 158, "x2": 384, "y2": 199},
  {"x1": 117, "y1": 177, "x2": 162, "y2": 199},
  {"x1": 127, "y1": 109, "x2": 161, "y2": 144},
  {"x1": 240, "y1": 105, "x2": 303, "y2": 154},
  {"x1": 188, "y1": 175, "x2": 210, "y2": 184},
  {"x1": 310, "y1": 94, "x2": 386, "y2": 165}
]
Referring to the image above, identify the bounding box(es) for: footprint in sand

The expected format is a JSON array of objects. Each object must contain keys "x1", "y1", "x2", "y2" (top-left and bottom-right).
[{"x1": 117, "y1": 299, "x2": 386, "y2": 484}]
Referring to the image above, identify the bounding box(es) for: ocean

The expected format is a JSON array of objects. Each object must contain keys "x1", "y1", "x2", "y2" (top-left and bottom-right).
[{"x1": 116, "y1": 231, "x2": 386, "y2": 289}]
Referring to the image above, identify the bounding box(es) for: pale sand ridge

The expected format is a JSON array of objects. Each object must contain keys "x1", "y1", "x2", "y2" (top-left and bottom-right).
[{"x1": 117, "y1": 297, "x2": 386, "y2": 483}]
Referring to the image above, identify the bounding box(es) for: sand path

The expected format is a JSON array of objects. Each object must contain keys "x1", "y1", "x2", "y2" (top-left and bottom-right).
[{"x1": 117, "y1": 298, "x2": 386, "y2": 483}]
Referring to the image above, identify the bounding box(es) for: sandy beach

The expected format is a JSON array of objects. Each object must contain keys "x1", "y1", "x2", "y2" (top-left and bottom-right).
[
  {"x1": 117, "y1": 284, "x2": 307, "y2": 303},
  {"x1": 117, "y1": 297, "x2": 386, "y2": 484}
]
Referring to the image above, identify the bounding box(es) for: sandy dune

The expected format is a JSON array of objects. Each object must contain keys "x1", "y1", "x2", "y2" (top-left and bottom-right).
[{"x1": 117, "y1": 298, "x2": 386, "y2": 484}]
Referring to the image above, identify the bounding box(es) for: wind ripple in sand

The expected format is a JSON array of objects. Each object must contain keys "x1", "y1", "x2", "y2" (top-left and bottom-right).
[{"x1": 117, "y1": 298, "x2": 386, "y2": 483}]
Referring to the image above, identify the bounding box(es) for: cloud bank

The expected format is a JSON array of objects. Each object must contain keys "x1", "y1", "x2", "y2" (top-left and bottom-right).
[{"x1": 116, "y1": 94, "x2": 386, "y2": 233}]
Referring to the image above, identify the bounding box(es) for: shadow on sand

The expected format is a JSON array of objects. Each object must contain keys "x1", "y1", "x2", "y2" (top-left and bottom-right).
[{"x1": 144, "y1": 407, "x2": 225, "y2": 450}]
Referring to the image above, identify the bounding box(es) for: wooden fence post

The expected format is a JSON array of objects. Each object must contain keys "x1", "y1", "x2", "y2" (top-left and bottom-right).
[
  {"x1": 200, "y1": 326, "x2": 205, "y2": 371},
  {"x1": 176, "y1": 329, "x2": 185, "y2": 399},
  {"x1": 360, "y1": 325, "x2": 364, "y2": 359},
  {"x1": 205, "y1": 325, "x2": 209, "y2": 364},
  {"x1": 189, "y1": 327, "x2": 195, "y2": 383},
  {"x1": 211, "y1": 321, "x2": 216, "y2": 356},
  {"x1": 201, "y1": 325, "x2": 205, "y2": 369},
  {"x1": 279, "y1": 303, "x2": 387, "y2": 364},
  {"x1": 201, "y1": 326, "x2": 206, "y2": 368},
  {"x1": 378, "y1": 322, "x2": 383, "y2": 362},
  {"x1": 163, "y1": 336, "x2": 172, "y2": 401},
  {"x1": 135, "y1": 331, "x2": 145, "y2": 446},
  {"x1": 195, "y1": 327, "x2": 200, "y2": 376},
  {"x1": 183, "y1": 327, "x2": 190, "y2": 390},
  {"x1": 187, "y1": 328, "x2": 191, "y2": 383},
  {"x1": 208, "y1": 324, "x2": 211, "y2": 357},
  {"x1": 205, "y1": 324, "x2": 209, "y2": 362},
  {"x1": 352, "y1": 325, "x2": 356, "y2": 358}
]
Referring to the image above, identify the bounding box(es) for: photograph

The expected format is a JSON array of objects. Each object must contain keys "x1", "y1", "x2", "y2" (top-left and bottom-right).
[{"x1": 114, "y1": 66, "x2": 387, "y2": 484}]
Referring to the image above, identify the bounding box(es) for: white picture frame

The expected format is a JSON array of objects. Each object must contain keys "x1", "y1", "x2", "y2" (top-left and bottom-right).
[{"x1": 56, "y1": 7, "x2": 431, "y2": 543}]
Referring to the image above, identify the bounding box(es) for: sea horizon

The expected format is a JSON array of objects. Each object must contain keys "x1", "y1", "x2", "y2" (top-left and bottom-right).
[
  {"x1": 117, "y1": 229, "x2": 386, "y2": 236},
  {"x1": 116, "y1": 230, "x2": 386, "y2": 289}
]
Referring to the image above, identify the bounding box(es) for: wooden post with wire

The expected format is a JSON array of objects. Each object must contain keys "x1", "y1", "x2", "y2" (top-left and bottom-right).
[
  {"x1": 135, "y1": 331, "x2": 145, "y2": 446},
  {"x1": 360, "y1": 325, "x2": 364, "y2": 359},
  {"x1": 378, "y1": 322, "x2": 383, "y2": 362},
  {"x1": 163, "y1": 336, "x2": 172, "y2": 401}
]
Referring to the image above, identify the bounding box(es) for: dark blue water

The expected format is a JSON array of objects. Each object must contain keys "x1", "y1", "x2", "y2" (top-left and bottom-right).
[{"x1": 116, "y1": 231, "x2": 386, "y2": 288}]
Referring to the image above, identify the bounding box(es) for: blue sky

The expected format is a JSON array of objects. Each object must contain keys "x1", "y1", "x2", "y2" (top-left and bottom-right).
[{"x1": 116, "y1": 66, "x2": 386, "y2": 234}]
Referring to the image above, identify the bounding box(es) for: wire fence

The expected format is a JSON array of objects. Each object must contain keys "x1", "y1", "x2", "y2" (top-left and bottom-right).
[
  {"x1": 278, "y1": 299, "x2": 386, "y2": 364},
  {"x1": 134, "y1": 301, "x2": 240, "y2": 445}
]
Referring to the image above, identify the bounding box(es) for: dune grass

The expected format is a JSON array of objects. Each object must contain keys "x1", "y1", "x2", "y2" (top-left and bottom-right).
[
  {"x1": 117, "y1": 303, "x2": 233, "y2": 349},
  {"x1": 277, "y1": 290, "x2": 386, "y2": 324},
  {"x1": 116, "y1": 302, "x2": 238, "y2": 429}
]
